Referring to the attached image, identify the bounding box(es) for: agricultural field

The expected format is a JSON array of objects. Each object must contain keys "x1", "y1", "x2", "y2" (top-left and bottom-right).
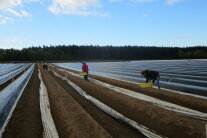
[
  {"x1": 55, "y1": 59, "x2": 207, "y2": 97},
  {"x1": 0, "y1": 60, "x2": 207, "y2": 138}
]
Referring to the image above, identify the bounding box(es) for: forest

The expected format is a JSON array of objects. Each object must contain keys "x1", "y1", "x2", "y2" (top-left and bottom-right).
[{"x1": 0, "y1": 45, "x2": 207, "y2": 61}]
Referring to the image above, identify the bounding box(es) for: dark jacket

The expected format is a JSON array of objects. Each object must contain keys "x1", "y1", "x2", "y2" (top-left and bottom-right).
[{"x1": 141, "y1": 70, "x2": 159, "y2": 83}]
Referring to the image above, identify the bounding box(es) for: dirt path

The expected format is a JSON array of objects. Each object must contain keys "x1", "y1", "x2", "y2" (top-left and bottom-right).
[
  {"x1": 90, "y1": 75, "x2": 207, "y2": 113},
  {"x1": 48, "y1": 71, "x2": 145, "y2": 138},
  {"x1": 1, "y1": 64, "x2": 206, "y2": 138},
  {"x1": 40, "y1": 68, "x2": 112, "y2": 138},
  {"x1": 3, "y1": 65, "x2": 43, "y2": 138},
  {"x1": 53, "y1": 66, "x2": 206, "y2": 138},
  {"x1": 0, "y1": 79, "x2": 13, "y2": 91},
  {"x1": 57, "y1": 66, "x2": 207, "y2": 113}
]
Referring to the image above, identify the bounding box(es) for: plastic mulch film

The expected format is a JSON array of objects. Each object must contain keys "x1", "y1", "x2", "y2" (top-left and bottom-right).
[
  {"x1": 53, "y1": 70, "x2": 164, "y2": 138},
  {"x1": 38, "y1": 68, "x2": 59, "y2": 138},
  {"x1": 0, "y1": 64, "x2": 35, "y2": 137},
  {"x1": 0, "y1": 64, "x2": 31, "y2": 84},
  {"x1": 57, "y1": 67, "x2": 207, "y2": 122}
]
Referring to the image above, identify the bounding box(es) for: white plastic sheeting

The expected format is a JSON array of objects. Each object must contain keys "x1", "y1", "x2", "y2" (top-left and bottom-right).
[
  {"x1": 72, "y1": 67, "x2": 207, "y2": 91},
  {"x1": 38, "y1": 68, "x2": 59, "y2": 138},
  {"x1": 52, "y1": 70, "x2": 165, "y2": 138},
  {"x1": 0, "y1": 64, "x2": 35, "y2": 138},
  {"x1": 0, "y1": 64, "x2": 31, "y2": 84},
  {"x1": 57, "y1": 68, "x2": 207, "y2": 122},
  {"x1": 0, "y1": 64, "x2": 24, "y2": 76},
  {"x1": 90, "y1": 78, "x2": 207, "y2": 121},
  {"x1": 60, "y1": 66, "x2": 207, "y2": 92},
  {"x1": 54, "y1": 60, "x2": 207, "y2": 97}
]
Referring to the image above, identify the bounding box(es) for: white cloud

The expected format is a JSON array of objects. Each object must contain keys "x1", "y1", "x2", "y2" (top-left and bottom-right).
[
  {"x1": 6, "y1": 8, "x2": 21, "y2": 16},
  {"x1": 0, "y1": 0, "x2": 39, "y2": 10},
  {"x1": 166, "y1": 0, "x2": 187, "y2": 5},
  {"x1": 0, "y1": 0, "x2": 37, "y2": 19},
  {"x1": 48, "y1": 0, "x2": 107, "y2": 16},
  {"x1": 0, "y1": 0, "x2": 188, "y2": 20},
  {"x1": 21, "y1": 10, "x2": 31, "y2": 16},
  {"x1": 5, "y1": 8, "x2": 31, "y2": 17},
  {"x1": 0, "y1": 15, "x2": 14, "y2": 24}
]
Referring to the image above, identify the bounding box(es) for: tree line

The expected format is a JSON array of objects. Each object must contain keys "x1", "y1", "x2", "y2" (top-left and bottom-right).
[{"x1": 0, "y1": 45, "x2": 207, "y2": 61}]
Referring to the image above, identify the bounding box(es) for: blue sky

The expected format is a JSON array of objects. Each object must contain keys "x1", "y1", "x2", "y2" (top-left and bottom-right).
[{"x1": 0, "y1": 0, "x2": 206, "y2": 49}]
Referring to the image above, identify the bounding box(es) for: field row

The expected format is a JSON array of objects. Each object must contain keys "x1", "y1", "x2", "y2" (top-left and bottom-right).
[
  {"x1": 0, "y1": 63, "x2": 207, "y2": 138},
  {"x1": 55, "y1": 60, "x2": 207, "y2": 97}
]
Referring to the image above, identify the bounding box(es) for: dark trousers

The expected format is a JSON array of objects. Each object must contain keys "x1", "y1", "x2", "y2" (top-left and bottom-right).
[
  {"x1": 156, "y1": 75, "x2": 160, "y2": 89},
  {"x1": 84, "y1": 75, "x2": 88, "y2": 80},
  {"x1": 43, "y1": 65, "x2": 48, "y2": 70}
]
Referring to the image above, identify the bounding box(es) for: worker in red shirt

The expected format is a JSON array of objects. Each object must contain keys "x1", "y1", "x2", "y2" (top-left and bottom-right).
[{"x1": 82, "y1": 62, "x2": 89, "y2": 80}]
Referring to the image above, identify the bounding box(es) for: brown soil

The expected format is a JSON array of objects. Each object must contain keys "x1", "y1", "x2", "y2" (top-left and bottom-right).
[
  {"x1": 53, "y1": 66, "x2": 206, "y2": 138},
  {"x1": 0, "y1": 79, "x2": 13, "y2": 91},
  {"x1": 90, "y1": 74, "x2": 207, "y2": 113},
  {"x1": 40, "y1": 67, "x2": 112, "y2": 138},
  {"x1": 3, "y1": 65, "x2": 43, "y2": 138},
  {"x1": 2, "y1": 63, "x2": 206, "y2": 138},
  {"x1": 58, "y1": 66, "x2": 207, "y2": 113},
  {"x1": 48, "y1": 71, "x2": 144, "y2": 138}
]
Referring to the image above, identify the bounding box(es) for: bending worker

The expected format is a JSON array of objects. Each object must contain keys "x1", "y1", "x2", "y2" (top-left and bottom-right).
[
  {"x1": 141, "y1": 70, "x2": 160, "y2": 89},
  {"x1": 82, "y1": 62, "x2": 89, "y2": 80}
]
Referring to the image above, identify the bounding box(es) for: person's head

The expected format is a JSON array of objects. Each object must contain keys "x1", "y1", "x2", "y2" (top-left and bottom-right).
[
  {"x1": 81, "y1": 62, "x2": 86, "y2": 64},
  {"x1": 141, "y1": 70, "x2": 148, "y2": 77}
]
